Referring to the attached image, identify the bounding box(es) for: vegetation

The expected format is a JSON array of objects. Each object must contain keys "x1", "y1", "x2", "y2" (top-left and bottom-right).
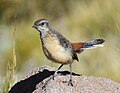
[{"x1": 0, "y1": 0, "x2": 120, "y2": 92}]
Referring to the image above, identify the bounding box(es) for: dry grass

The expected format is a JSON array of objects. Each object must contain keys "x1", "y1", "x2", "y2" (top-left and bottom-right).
[{"x1": 2, "y1": 26, "x2": 17, "y2": 93}]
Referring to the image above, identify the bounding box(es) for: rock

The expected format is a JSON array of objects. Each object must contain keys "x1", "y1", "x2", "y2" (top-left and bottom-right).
[{"x1": 9, "y1": 66, "x2": 120, "y2": 93}]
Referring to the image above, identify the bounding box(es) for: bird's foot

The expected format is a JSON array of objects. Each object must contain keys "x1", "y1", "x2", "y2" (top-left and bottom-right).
[
  {"x1": 68, "y1": 79, "x2": 73, "y2": 86},
  {"x1": 42, "y1": 71, "x2": 58, "y2": 89},
  {"x1": 42, "y1": 75, "x2": 54, "y2": 89},
  {"x1": 52, "y1": 70, "x2": 58, "y2": 80},
  {"x1": 52, "y1": 74, "x2": 55, "y2": 80},
  {"x1": 62, "y1": 79, "x2": 73, "y2": 86}
]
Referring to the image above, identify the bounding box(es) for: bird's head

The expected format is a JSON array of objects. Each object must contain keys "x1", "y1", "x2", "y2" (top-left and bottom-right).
[{"x1": 32, "y1": 18, "x2": 50, "y2": 32}]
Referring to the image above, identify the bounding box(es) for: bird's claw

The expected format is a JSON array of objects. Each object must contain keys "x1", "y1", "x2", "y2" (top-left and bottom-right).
[{"x1": 68, "y1": 79, "x2": 73, "y2": 86}]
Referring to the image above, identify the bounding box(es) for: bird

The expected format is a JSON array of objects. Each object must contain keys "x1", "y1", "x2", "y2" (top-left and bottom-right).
[{"x1": 32, "y1": 18, "x2": 105, "y2": 86}]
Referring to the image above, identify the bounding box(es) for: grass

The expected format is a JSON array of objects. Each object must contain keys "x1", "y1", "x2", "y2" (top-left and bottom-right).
[{"x1": 3, "y1": 25, "x2": 17, "y2": 93}]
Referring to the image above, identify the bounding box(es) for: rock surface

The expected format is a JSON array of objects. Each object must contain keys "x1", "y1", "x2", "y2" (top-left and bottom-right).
[{"x1": 9, "y1": 66, "x2": 120, "y2": 93}]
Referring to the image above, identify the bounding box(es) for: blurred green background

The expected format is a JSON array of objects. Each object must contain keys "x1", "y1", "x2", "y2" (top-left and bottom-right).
[{"x1": 0, "y1": 0, "x2": 120, "y2": 92}]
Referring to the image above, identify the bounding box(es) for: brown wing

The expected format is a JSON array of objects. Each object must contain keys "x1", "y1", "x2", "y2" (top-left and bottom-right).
[{"x1": 72, "y1": 42, "x2": 84, "y2": 53}]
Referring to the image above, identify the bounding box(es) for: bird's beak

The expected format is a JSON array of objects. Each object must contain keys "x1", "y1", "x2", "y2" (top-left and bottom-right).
[
  {"x1": 32, "y1": 25, "x2": 40, "y2": 32},
  {"x1": 32, "y1": 25, "x2": 35, "y2": 28},
  {"x1": 32, "y1": 25, "x2": 36, "y2": 28}
]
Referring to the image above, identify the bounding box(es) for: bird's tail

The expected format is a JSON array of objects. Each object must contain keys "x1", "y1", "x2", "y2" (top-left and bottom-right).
[
  {"x1": 72, "y1": 39, "x2": 105, "y2": 53},
  {"x1": 83, "y1": 39, "x2": 105, "y2": 49}
]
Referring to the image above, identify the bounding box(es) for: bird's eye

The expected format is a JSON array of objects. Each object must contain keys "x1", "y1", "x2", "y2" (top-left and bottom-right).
[{"x1": 41, "y1": 22, "x2": 44, "y2": 26}]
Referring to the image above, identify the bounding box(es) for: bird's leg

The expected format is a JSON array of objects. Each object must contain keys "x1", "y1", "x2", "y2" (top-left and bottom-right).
[
  {"x1": 68, "y1": 63, "x2": 73, "y2": 86},
  {"x1": 52, "y1": 64, "x2": 63, "y2": 80},
  {"x1": 42, "y1": 64, "x2": 63, "y2": 89}
]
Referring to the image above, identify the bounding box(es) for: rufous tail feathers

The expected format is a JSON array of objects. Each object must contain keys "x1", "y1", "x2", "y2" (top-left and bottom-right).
[{"x1": 72, "y1": 39, "x2": 105, "y2": 53}]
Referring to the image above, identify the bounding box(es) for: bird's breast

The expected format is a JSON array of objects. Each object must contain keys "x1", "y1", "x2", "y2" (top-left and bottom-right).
[{"x1": 42, "y1": 34, "x2": 73, "y2": 64}]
